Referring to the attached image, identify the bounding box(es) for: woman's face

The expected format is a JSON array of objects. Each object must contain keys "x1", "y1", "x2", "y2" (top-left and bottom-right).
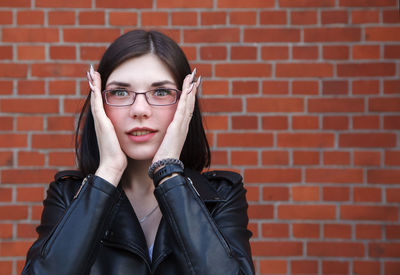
[{"x1": 104, "y1": 54, "x2": 178, "y2": 161}]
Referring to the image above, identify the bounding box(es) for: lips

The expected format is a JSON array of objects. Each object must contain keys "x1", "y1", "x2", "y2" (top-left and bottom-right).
[
  {"x1": 126, "y1": 127, "x2": 157, "y2": 142},
  {"x1": 130, "y1": 130, "x2": 152, "y2": 136}
]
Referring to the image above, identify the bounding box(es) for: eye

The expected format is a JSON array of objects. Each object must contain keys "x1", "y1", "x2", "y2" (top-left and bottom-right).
[
  {"x1": 109, "y1": 89, "x2": 129, "y2": 97},
  {"x1": 153, "y1": 88, "x2": 172, "y2": 97}
]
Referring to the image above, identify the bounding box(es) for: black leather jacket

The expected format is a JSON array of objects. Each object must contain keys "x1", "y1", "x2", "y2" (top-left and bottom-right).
[{"x1": 22, "y1": 169, "x2": 254, "y2": 274}]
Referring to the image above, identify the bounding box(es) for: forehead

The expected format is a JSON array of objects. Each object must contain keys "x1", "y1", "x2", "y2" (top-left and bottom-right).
[{"x1": 106, "y1": 54, "x2": 175, "y2": 87}]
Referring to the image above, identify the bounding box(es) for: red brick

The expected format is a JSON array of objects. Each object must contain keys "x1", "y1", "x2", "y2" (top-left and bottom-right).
[
  {"x1": 383, "y1": 9, "x2": 400, "y2": 23},
  {"x1": 17, "y1": 223, "x2": 39, "y2": 239},
  {"x1": 0, "y1": 0, "x2": 29, "y2": 6},
  {"x1": 323, "y1": 45, "x2": 349, "y2": 60},
  {"x1": 341, "y1": 205, "x2": 398, "y2": 221},
  {"x1": 32, "y1": 63, "x2": 87, "y2": 78},
  {"x1": 308, "y1": 242, "x2": 364, "y2": 257},
  {"x1": 0, "y1": 152, "x2": 13, "y2": 166},
  {"x1": 49, "y1": 80, "x2": 76, "y2": 95},
  {"x1": 0, "y1": 11, "x2": 13, "y2": 24},
  {"x1": 385, "y1": 45, "x2": 400, "y2": 59},
  {"x1": 291, "y1": 11, "x2": 317, "y2": 25},
  {"x1": 323, "y1": 186, "x2": 350, "y2": 201},
  {"x1": 262, "y1": 116, "x2": 288, "y2": 130},
  {"x1": 277, "y1": 133, "x2": 334, "y2": 148},
  {"x1": 340, "y1": 133, "x2": 396, "y2": 148},
  {"x1": 245, "y1": 168, "x2": 301, "y2": 183},
  {"x1": 1, "y1": 169, "x2": 56, "y2": 184},
  {"x1": 210, "y1": 151, "x2": 227, "y2": 166},
  {"x1": 292, "y1": 81, "x2": 319, "y2": 95},
  {"x1": 201, "y1": 98, "x2": 242, "y2": 112},
  {"x1": 262, "y1": 187, "x2": 289, "y2": 201},
  {"x1": 323, "y1": 116, "x2": 349, "y2": 130},
  {"x1": 200, "y1": 12, "x2": 225, "y2": 25},
  {"x1": 233, "y1": 81, "x2": 259, "y2": 95},
  {"x1": 181, "y1": 46, "x2": 196, "y2": 61},
  {"x1": 276, "y1": 63, "x2": 333, "y2": 77},
  {"x1": 141, "y1": 12, "x2": 168, "y2": 26},
  {"x1": 366, "y1": 27, "x2": 400, "y2": 41},
  {"x1": 202, "y1": 80, "x2": 229, "y2": 95},
  {"x1": 0, "y1": 80, "x2": 13, "y2": 95},
  {"x1": 17, "y1": 187, "x2": 45, "y2": 202},
  {"x1": 292, "y1": 260, "x2": 318, "y2": 275},
  {"x1": 248, "y1": 98, "x2": 303, "y2": 112},
  {"x1": 17, "y1": 116, "x2": 43, "y2": 131},
  {"x1": 244, "y1": 28, "x2": 300, "y2": 42},
  {"x1": 353, "y1": 45, "x2": 380, "y2": 59},
  {"x1": 200, "y1": 46, "x2": 227, "y2": 60},
  {"x1": 368, "y1": 169, "x2": 400, "y2": 184},
  {"x1": 324, "y1": 151, "x2": 350, "y2": 165},
  {"x1": 32, "y1": 134, "x2": 74, "y2": 149},
  {"x1": 0, "y1": 45, "x2": 12, "y2": 60},
  {"x1": 260, "y1": 260, "x2": 287, "y2": 274},
  {"x1": 352, "y1": 10, "x2": 380, "y2": 24},
  {"x1": 261, "y1": 46, "x2": 289, "y2": 60},
  {"x1": 231, "y1": 46, "x2": 257, "y2": 60},
  {"x1": 64, "y1": 97, "x2": 88, "y2": 113},
  {"x1": 47, "y1": 116, "x2": 76, "y2": 131},
  {"x1": 218, "y1": 0, "x2": 274, "y2": 8},
  {"x1": 354, "y1": 151, "x2": 381, "y2": 166},
  {"x1": 356, "y1": 224, "x2": 382, "y2": 240},
  {"x1": 293, "y1": 223, "x2": 320, "y2": 238},
  {"x1": 386, "y1": 225, "x2": 400, "y2": 239},
  {"x1": 306, "y1": 168, "x2": 363, "y2": 183},
  {"x1": 293, "y1": 151, "x2": 319, "y2": 165},
  {"x1": 305, "y1": 28, "x2": 361, "y2": 42},
  {"x1": 322, "y1": 80, "x2": 347, "y2": 95},
  {"x1": 278, "y1": 205, "x2": 336, "y2": 220},
  {"x1": 353, "y1": 115, "x2": 380, "y2": 129},
  {"x1": 248, "y1": 205, "x2": 274, "y2": 219},
  {"x1": 0, "y1": 206, "x2": 28, "y2": 220},
  {"x1": 79, "y1": 11, "x2": 105, "y2": 25},
  {"x1": 0, "y1": 99, "x2": 58, "y2": 114},
  {"x1": 385, "y1": 151, "x2": 400, "y2": 166},
  {"x1": 231, "y1": 151, "x2": 258, "y2": 166},
  {"x1": 49, "y1": 151, "x2": 75, "y2": 166},
  {"x1": 292, "y1": 116, "x2": 319, "y2": 130},
  {"x1": 229, "y1": 11, "x2": 256, "y2": 25},
  {"x1": 18, "y1": 151, "x2": 45, "y2": 166},
  {"x1": 339, "y1": 62, "x2": 396, "y2": 76},
  {"x1": 80, "y1": 46, "x2": 107, "y2": 61},
  {"x1": 109, "y1": 12, "x2": 137, "y2": 26},
  {"x1": 262, "y1": 151, "x2": 289, "y2": 165},
  {"x1": 322, "y1": 261, "x2": 349, "y2": 275},
  {"x1": 280, "y1": 0, "x2": 335, "y2": 7},
  {"x1": 0, "y1": 223, "x2": 13, "y2": 238},
  {"x1": 245, "y1": 186, "x2": 259, "y2": 202},
  {"x1": 184, "y1": 29, "x2": 239, "y2": 43},
  {"x1": 0, "y1": 134, "x2": 27, "y2": 148},
  {"x1": 384, "y1": 116, "x2": 400, "y2": 129},
  {"x1": 17, "y1": 10, "x2": 44, "y2": 25},
  {"x1": 370, "y1": 97, "x2": 400, "y2": 112},
  {"x1": 309, "y1": 98, "x2": 364, "y2": 113},
  {"x1": 0, "y1": 187, "x2": 12, "y2": 202},
  {"x1": 48, "y1": 11, "x2": 75, "y2": 25},
  {"x1": 292, "y1": 46, "x2": 318, "y2": 60},
  {"x1": 340, "y1": 0, "x2": 396, "y2": 7},
  {"x1": 3, "y1": 28, "x2": 59, "y2": 42},
  {"x1": 50, "y1": 46, "x2": 76, "y2": 60},
  {"x1": 353, "y1": 80, "x2": 380, "y2": 95},
  {"x1": 386, "y1": 188, "x2": 400, "y2": 202},
  {"x1": 0, "y1": 117, "x2": 13, "y2": 131},
  {"x1": 262, "y1": 223, "x2": 289, "y2": 238},
  {"x1": 369, "y1": 243, "x2": 400, "y2": 258},
  {"x1": 354, "y1": 187, "x2": 381, "y2": 202},
  {"x1": 292, "y1": 186, "x2": 320, "y2": 201},
  {"x1": 232, "y1": 116, "x2": 258, "y2": 130},
  {"x1": 0, "y1": 64, "x2": 28, "y2": 77},
  {"x1": 0, "y1": 241, "x2": 33, "y2": 257},
  {"x1": 64, "y1": 28, "x2": 120, "y2": 42},
  {"x1": 251, "y1": 241, "x2": 302, "y2": 257},
  {"x1": 322, "y1": 10, "x2": 348, "y2": 24},
  {"x1": 354, "y1": 261, "x2": 381, "y2": 275},
  {"x1": 17, "y1": 45, "x2": 45, "y2": 60},
  {"x1": 218, "y1": 133, "x2": 273, "y2": 147},
  {"x1": 37, "y1": 0, "x2": 90, "y2": 7},
  {"x1": 97, "y1": 0, "x2": 151, "y2": 8},
  {"x1": 262, "y1": 81, "x2": 288, "y2": 95},
  {"x1": 18, "y1": 80, "x2": 45, "y2": 95},
  {"x1": 216, "y1": 63, "x2": 271, "y2": 77},
  {"x1": 32, "y1": 205, "x2": 44, "y2": 220},
  {"x1": 260, "y1": 11, "x2": 287, "y2": 25}
]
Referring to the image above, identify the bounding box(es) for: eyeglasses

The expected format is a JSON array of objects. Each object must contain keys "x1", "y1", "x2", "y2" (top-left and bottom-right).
[{"x1": 102, "y1": 88, "x2": 181, "y2": 107}]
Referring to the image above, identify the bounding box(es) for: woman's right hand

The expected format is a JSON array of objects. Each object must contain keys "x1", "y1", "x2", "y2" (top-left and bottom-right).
[{"x1": 87, "y1": 65, "x2": 127, "y2": 186}]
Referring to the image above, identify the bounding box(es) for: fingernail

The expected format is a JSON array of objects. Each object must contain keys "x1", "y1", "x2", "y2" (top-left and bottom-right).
[
  {"x1": 196, "y1": 76, "x2": 202, "y2": 87},
  {"x1": 89, "y1": 64, "x2": 95, "y2": 81},
  {"x1": 191, "y1": 68, "x2": 197, "y2": 80},
  {"x1": 188, "y1": 82, "x2": 194, "y2": 94},
  {"x1": 89, "y1": 81, "x2": 95, "y2": 91}
]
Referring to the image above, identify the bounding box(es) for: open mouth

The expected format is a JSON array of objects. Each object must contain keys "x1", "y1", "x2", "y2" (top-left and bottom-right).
[{"x1": 130, "y1": 130, "x2": 153, "y2": 136}]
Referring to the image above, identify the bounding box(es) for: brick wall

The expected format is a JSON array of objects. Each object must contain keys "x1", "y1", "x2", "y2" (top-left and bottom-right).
[{"x1": 0, "y1": 0, "x2": 399, "y2": 274}]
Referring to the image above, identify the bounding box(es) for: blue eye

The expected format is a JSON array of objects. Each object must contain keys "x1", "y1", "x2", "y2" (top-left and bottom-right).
[{"x1": 110, "y1": 89, "x2": 129, "y2": 97}]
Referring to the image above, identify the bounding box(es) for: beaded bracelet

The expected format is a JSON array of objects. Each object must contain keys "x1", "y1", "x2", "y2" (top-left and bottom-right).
[{"x1": 148, "y1": 158, "x2": 184, "y2": 179}]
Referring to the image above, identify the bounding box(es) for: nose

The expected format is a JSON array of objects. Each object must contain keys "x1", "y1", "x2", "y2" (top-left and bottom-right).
[{"x1": 129, "y1": 93, "x2": 152, "y2": 119}]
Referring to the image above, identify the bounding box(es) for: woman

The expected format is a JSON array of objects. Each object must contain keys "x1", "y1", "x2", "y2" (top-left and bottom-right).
[{"x1": 22, "y1": 30, "x2": 254, "y2": 275}]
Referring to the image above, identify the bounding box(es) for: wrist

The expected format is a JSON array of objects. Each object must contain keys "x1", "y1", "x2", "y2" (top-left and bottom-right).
[{"x1": 95, "y1": 165, "x2": 124, "y2": 187}]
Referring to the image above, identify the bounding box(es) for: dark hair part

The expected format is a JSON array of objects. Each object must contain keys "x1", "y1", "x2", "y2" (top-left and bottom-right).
[{"x1": 75, "y1": 30, "x2": 210, "y2": 175}]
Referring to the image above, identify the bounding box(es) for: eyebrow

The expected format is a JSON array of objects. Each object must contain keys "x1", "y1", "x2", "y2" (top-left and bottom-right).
[{"x1": 106, "y1": 80, "x2": 176, "y2": 89}]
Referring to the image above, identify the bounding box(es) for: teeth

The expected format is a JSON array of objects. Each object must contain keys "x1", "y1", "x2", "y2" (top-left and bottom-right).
[{"x1": 131, "y1": 130, "x2": 151, "y2": 136}]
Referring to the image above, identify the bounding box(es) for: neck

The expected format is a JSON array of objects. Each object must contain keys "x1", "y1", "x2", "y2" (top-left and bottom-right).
[{"x1": 122, "y1": 159, "x2": 154, "y2": 196}]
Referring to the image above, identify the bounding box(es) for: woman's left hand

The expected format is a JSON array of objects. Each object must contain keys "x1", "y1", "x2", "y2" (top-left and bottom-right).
[{"x1": 152, "y1": 69, "x2": 201, "y2": 163}]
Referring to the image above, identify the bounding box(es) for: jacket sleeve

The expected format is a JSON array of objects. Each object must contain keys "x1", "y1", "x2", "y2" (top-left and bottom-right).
[
  {"x1": 22, "y1": 174, "x2": 120, "y2": 275},
  {"x1": 153, "y1": 172, "x2": 254, "y2": 275}
]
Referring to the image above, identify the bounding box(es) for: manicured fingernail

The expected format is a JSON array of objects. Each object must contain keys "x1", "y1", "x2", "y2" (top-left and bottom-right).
[
  {"x1": 89, "y1": 64, "x2": 95, "y2": 81},
  {"x1": 191, "y1": 68, "x2": 197, "y2": 80},
  {"x1": 188, "y1": 82, "x2": 194, "y2": 94},
  {"x1": 89, "y1": 81, "x2": 95, "y2": 91},
  {"x1": 196, "y1": 76, "x2": 202, "y2": 87}
]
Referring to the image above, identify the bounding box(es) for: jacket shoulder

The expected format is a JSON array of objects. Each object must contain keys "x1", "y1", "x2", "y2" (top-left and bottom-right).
[
  {"x1": 49, "y1": 170, "x2": 85, "y2": 202},
  {"x1": 203, "y1": 170, "x2": 243, "y2": 185},
  {"x1": 54, "y1": 170, "x2": 85, "y2": 182}
]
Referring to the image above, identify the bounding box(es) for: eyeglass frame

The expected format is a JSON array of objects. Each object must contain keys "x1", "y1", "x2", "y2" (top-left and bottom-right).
[{"x1": 102, "y1": 88, "x2": 182, "y2": 107}]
